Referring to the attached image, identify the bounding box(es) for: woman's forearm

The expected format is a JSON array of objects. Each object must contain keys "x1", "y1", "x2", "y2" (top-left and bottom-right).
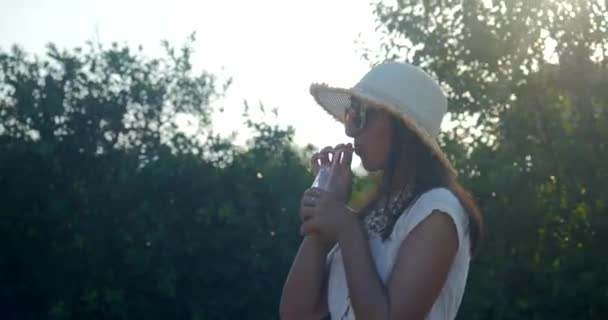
[
  {"x1": 280, "y1": 235, "x2": 333, "y2": 320},
  {"x1": 338, "y1": 217, "x2": 390, "y2": 320}
]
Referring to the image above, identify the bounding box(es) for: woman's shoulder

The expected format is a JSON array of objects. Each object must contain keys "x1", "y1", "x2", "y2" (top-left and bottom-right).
[
  {"x1": 412, "y1": 187, "x2": 467, "y2": 223},
  {"x1": 392, "y1": 186, "x2": 468, "y2": 243},
  {"x1": 415, "y1": 187, "x2": 461, "y2": 208}
]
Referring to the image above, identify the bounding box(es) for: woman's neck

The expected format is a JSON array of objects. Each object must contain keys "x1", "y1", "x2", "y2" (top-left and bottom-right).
[{"x1": 387, "y1": 157, "x2": 416, "y2": 192}]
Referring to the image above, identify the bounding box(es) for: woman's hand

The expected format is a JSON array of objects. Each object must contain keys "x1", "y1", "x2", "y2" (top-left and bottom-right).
[
  {"x1": 309, "y1": 143, "x2": 354, "y2": 203},
  {"x1": 300, "y1": 187, "x2": 358, "y2": 243}
]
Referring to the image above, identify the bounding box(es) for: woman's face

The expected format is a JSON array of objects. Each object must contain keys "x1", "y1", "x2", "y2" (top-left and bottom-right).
[{"x1": 347, "y1": 105, "x2": 395, "y2": 172}]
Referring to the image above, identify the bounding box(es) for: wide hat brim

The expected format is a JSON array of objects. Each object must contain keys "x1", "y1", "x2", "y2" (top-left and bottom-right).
[{"x1": 309, "y1": 83, "x2": 458, "y2": 177}]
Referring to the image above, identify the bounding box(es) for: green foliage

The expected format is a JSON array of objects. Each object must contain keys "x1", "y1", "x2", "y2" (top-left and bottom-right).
[
  {"x1": 2, "y1": 1, "x2": 608, "y2": 318},
  {"x1": 0, "y1": 39, "x2": 310, "y2": 319},
  {"x1": 372, "y1": 0, "x2": 608, "y2": 318}
]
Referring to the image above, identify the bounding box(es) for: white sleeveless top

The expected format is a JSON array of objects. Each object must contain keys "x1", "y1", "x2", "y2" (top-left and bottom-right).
[{"x1": 326, "y1": 188, "x2": 471, "y2": 320}]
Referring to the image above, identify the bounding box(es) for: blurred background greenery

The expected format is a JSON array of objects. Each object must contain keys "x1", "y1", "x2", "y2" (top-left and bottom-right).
[{"x1": 0, "y1": 0, "x2": 607, "y2": 319}]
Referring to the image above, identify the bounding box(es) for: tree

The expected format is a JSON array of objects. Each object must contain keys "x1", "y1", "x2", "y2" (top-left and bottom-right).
[
  {"x1": 0, "y1": 37, "x2": 310, "y2": 319},
  {"x1": 371, "y1": 0, "x2": 608, "y2": 318}
]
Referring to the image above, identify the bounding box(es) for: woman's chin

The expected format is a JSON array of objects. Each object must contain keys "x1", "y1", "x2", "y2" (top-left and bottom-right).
[{"x1": 361, "y1": 158, "x2": 378, "y2": 172}]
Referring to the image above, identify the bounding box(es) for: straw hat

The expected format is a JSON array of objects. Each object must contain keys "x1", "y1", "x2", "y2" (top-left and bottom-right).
[{"x1": 309, "y1": 61, "x2": 457, "y2": 177}]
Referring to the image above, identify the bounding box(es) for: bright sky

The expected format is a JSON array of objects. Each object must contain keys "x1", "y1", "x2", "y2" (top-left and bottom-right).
[{"x1": 0, "y1": 0, "x2": 382, "y2": 157}]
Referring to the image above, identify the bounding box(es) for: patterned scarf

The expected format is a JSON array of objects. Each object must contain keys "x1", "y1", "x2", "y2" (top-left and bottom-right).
[{"x1": 362, "y1": 184, "x2": 417, "y2": 239}]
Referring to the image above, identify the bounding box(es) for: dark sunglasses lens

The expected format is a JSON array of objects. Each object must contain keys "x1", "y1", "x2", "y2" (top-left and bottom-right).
[{"x1": 347, "y1": 98, "x2": 365, "y2": 130}]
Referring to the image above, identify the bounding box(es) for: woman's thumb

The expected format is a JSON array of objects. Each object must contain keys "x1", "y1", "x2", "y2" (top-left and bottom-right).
[{"x1": 341, "y1": 144, "x2": 354, "y2": 166}]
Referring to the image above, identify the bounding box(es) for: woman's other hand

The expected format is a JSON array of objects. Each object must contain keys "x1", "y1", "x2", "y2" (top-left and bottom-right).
[
  {"x1": 300, "y1": 188, "x2": 357, "y2": 243},
  {"x1": 309, "y1": 144, "x2": 354, "y2": 203},
  {"x1": 328, "y1": 143, "x2": 354, "y2": 203}
]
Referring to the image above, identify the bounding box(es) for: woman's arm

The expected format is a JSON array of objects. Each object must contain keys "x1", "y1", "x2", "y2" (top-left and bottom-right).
[
  {"x1": 280, "y1": 235, "x2": 333, "y2": 320},
  {"x1": 338, "y1": 210, "x2": 459, "y2": 320}
]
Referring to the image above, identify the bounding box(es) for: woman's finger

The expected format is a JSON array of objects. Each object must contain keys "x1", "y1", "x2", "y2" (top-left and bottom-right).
[
  {"x1": 300, "y1": 206, "x2": 315, "y2": 222},
  {"x1": 310, "y1": 152, "x2": 320, "y2": 174},
  {"x1": 305, "y1": 187, "x2": 324, "y2": 198},
  {"x1": 333, "y1": 143, "x2": 345, "y2": 154},
  {"x1": 301, "y1": 195, "x2": 317, "y2": 207},
  {"x1": 341, "y1": 143, "x2": 354, "y2": 167},
  {"x1": 319, "y1": 146, "x2": 333, "y2": 165},
  {"x1": 300, "y1": 218, "x2": 320, "y2": 236},
  {"x1": 333, "y1": 143, "x2": 348, "y2": 164}
]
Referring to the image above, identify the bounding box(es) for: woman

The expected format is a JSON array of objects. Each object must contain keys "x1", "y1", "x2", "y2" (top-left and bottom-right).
[{"x1": 280, "y1": 62, "x2": 483, "y2": 320}]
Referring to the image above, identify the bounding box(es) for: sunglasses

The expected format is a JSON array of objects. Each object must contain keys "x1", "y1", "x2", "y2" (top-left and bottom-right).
[{"x1": 344, "y1": 97, "x2": 374, "y2": 135}]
